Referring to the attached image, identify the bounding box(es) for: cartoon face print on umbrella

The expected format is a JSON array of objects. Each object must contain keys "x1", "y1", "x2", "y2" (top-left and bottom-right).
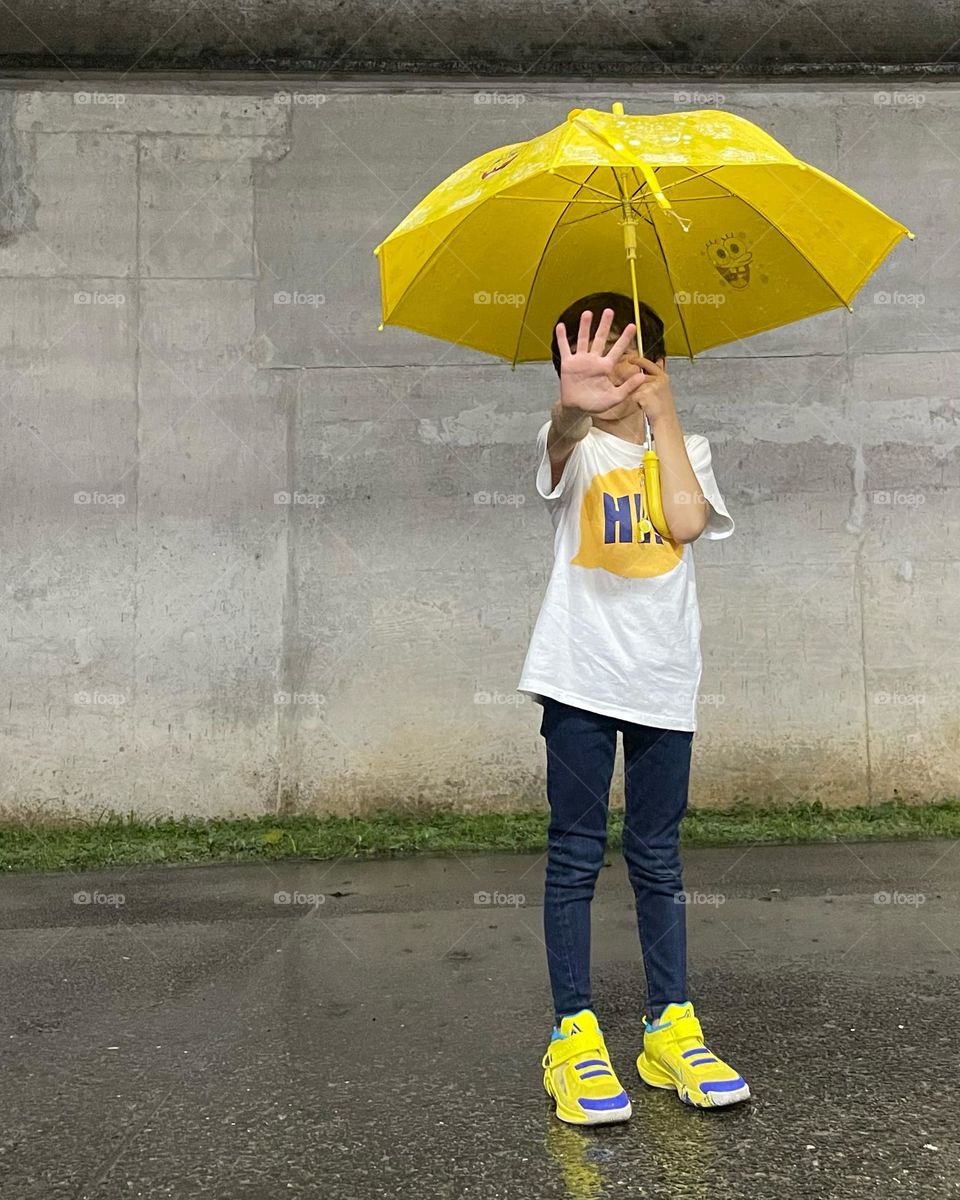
[{"x1": 704, "y1": 233, "x2": 753, "y2": 289}]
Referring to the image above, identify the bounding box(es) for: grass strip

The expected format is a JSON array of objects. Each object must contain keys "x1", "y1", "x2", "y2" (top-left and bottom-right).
[{"x1": 0, "y1": 798, "x2": 957, "y2": 873}]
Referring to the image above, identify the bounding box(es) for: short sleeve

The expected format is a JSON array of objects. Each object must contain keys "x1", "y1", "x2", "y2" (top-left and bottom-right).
[
  {"x1": 686, "y1": 434, "x2": 735, "y2": 540},
  {"x1": 534, "y1": 418, "x2": 582, "y2": 503}
]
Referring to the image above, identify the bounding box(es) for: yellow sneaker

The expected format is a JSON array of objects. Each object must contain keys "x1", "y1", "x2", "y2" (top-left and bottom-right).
[
  {"x1": 541, "y1": 1009, "x2": 633, "y2": 1125},
  {"x1": 636, "y1": 1002, "x2": 750, "y2": 1109}
]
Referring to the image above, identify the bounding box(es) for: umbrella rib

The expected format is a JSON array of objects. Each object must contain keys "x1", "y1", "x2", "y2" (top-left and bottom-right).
[
  {"x1": 560, "y1": 202, "x2": 638, "y2": 229},
  {"x1": 643, "y1": 201, "x2": 696, "y2": 363},
  {"x1": 549, "y1": 171, "x2": 620, "y2": 201},
  {"x1": 496, "y1": 196, "x2": 657, "y2": 229},
  {"x1": 673, "y1": 165, "x2": 727, "y2": 192},
  {"x1": 493, "y1": 195, "x2": 621, "y2": 204},
  {"x1": 629, "y1": 165, "x2": 726, "y2": 202},
  {"x1": 639, "y1": 194, "x2": 755, "y2": 203},
  {"x1": 509, "y1": 165, "x2": 603, "y2": 369}
]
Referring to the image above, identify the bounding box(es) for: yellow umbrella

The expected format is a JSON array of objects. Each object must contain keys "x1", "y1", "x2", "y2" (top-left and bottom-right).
[{"x1": 373, "y1": 102, "x2": 915, "y2": 536}]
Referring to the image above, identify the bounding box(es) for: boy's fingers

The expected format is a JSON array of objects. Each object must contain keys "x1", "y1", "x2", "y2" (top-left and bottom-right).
[
  {"x1": 635, "y1": 355, "x2": 664, "y2": 375},
  {"x1": 576, "y1": 309, "x2": 594, "y2": 355},
  {"x1": 555, "y1": 322, "x2": 572, "y2": 360},
  {"x1": 615, "y1": 370, "x2": 648, "y2": 397},
  {"x1": 604, "y1": 321, "x2": 636, "y2": 363},
  {"x1": 589, "y1": 307, "x2": 614, "y2": 355}
]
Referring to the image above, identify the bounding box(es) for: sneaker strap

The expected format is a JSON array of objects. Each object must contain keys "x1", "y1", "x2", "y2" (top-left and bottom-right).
[{"x1": 546, "y1": 1029, "x2": 608, "y2": 1067}]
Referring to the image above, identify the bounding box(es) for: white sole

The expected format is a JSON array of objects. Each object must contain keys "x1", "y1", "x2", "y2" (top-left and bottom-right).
[
  {"x1": 553, "y1": 1100, "x2": 633, "y2": 1126},
  {"x1": 638, "y1": 1056, "x2": 751, "y2": 1109},
  {"x1": 702, "y1": 1083, "x2": 751, "y2": 1107},
  {"x1": 545, "y1": 1076, "x2": 633, "y2": 1125}
]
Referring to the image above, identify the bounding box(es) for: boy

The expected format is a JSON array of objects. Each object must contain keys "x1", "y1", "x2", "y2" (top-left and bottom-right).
[{"x1": 517, "y1": 291, "x2": 750, "y2": 1124}]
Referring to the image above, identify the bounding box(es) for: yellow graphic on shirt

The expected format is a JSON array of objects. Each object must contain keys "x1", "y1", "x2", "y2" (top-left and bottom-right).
[{"x1": 571, "y1": 466, "x2": 683, "y2": 579}]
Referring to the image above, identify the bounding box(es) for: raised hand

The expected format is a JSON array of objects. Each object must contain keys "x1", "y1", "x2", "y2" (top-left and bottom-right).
[{"x1": 555, "y1": 307, "x2": 647, "y2": 416}]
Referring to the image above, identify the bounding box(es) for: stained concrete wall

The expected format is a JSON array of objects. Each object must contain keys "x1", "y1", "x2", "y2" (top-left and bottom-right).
[{"x1": 0, "y1": 78, "x2": 955, "y2": 817}]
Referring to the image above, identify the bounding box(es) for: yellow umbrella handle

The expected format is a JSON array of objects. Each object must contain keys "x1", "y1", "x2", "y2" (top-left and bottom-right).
[{"x1": 643, "y1": 450, "x2": 673, "y2": 541}]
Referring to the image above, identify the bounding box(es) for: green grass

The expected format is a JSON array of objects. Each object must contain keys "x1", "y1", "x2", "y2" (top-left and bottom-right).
[{"x1": 0, "y1": 798, "x2": 958, "y2": 873}]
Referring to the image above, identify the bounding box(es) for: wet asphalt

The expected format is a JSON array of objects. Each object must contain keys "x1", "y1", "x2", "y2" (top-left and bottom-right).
[{"x1": 2, "y1": 839, "x2": 959, "y2": 1199}]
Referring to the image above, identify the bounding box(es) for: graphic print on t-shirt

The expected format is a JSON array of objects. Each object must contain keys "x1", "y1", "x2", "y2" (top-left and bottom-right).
[{"x1": 571, "y1": 466, "x2": 683, "y2": 579}]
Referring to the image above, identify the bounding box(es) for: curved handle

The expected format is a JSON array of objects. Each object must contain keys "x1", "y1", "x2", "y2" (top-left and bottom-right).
[{"x1": 643, "y1": 450, "x2": 673, "y2": 541}]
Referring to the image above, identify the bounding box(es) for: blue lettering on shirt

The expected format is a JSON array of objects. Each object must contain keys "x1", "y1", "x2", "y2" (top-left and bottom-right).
[
  {"x1": 603, "y1": 493, "x2": 633, "y2": 543},
  {"x1": 602, "y1": 491, "x2": 664, "y2": 545}
]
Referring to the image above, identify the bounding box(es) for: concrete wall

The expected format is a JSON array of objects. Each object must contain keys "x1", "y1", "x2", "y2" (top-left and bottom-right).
[{"x1": 0, "y1": 78, "x2": 956, "y2": 817}]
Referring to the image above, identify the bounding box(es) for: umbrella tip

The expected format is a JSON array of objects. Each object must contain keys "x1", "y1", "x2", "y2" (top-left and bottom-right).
[
  {"x1": 612, "y1": 101, "x2": 625, "y2": 116},
  {"x1": 377, "y1": 322, "x2": 384, "y2": 331}
]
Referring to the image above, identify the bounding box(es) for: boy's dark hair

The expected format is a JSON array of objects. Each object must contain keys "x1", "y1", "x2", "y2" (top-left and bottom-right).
[{"x1": 550, "y1": 291, "x2": 665, "y2": 376}]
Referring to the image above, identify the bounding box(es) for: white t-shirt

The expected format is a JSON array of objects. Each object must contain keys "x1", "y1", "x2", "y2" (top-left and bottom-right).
[{"x1": 517, "y1": 420, "x2": 734, "y2": 732}]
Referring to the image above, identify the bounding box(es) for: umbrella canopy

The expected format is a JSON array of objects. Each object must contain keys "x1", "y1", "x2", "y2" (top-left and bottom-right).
[{"x1": 374, "y1": 104, "x2": 915, "y2": 364}]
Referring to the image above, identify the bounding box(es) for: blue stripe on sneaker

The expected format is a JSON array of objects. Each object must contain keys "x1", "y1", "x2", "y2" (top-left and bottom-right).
[
  {"x1": 700, "y1": 1078, "x2": 746, "y2": 1093},
  {"x1": 579, "y1": 1090, "x2": 630, "y2": 1112},
  {"x1": 689, "y1": 1057, "x2": 718, "y2": 1067},
  {"x1": 579, "y1": 1069, "x2": 612, "y2": 1079},
  {"x1": 575, "y1": 1059, "x2": 608, "y2": 1069},
  {"x1": 681, "y1": 1047, "x2": 708, "y2": 1059}
]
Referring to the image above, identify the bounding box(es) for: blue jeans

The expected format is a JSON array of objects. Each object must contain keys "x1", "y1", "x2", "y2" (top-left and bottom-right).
[{"x1": 539, "y1": 696, "x2": 693, "y2": 1025}]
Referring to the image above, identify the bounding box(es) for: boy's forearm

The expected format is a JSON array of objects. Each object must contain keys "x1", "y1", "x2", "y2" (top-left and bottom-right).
[
  {"x1": 649, "y1": 410, "x2": 709, "y2": 543},
  {"x1": 547, "y1": 399, "x2": 591, "y2": 462}
]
